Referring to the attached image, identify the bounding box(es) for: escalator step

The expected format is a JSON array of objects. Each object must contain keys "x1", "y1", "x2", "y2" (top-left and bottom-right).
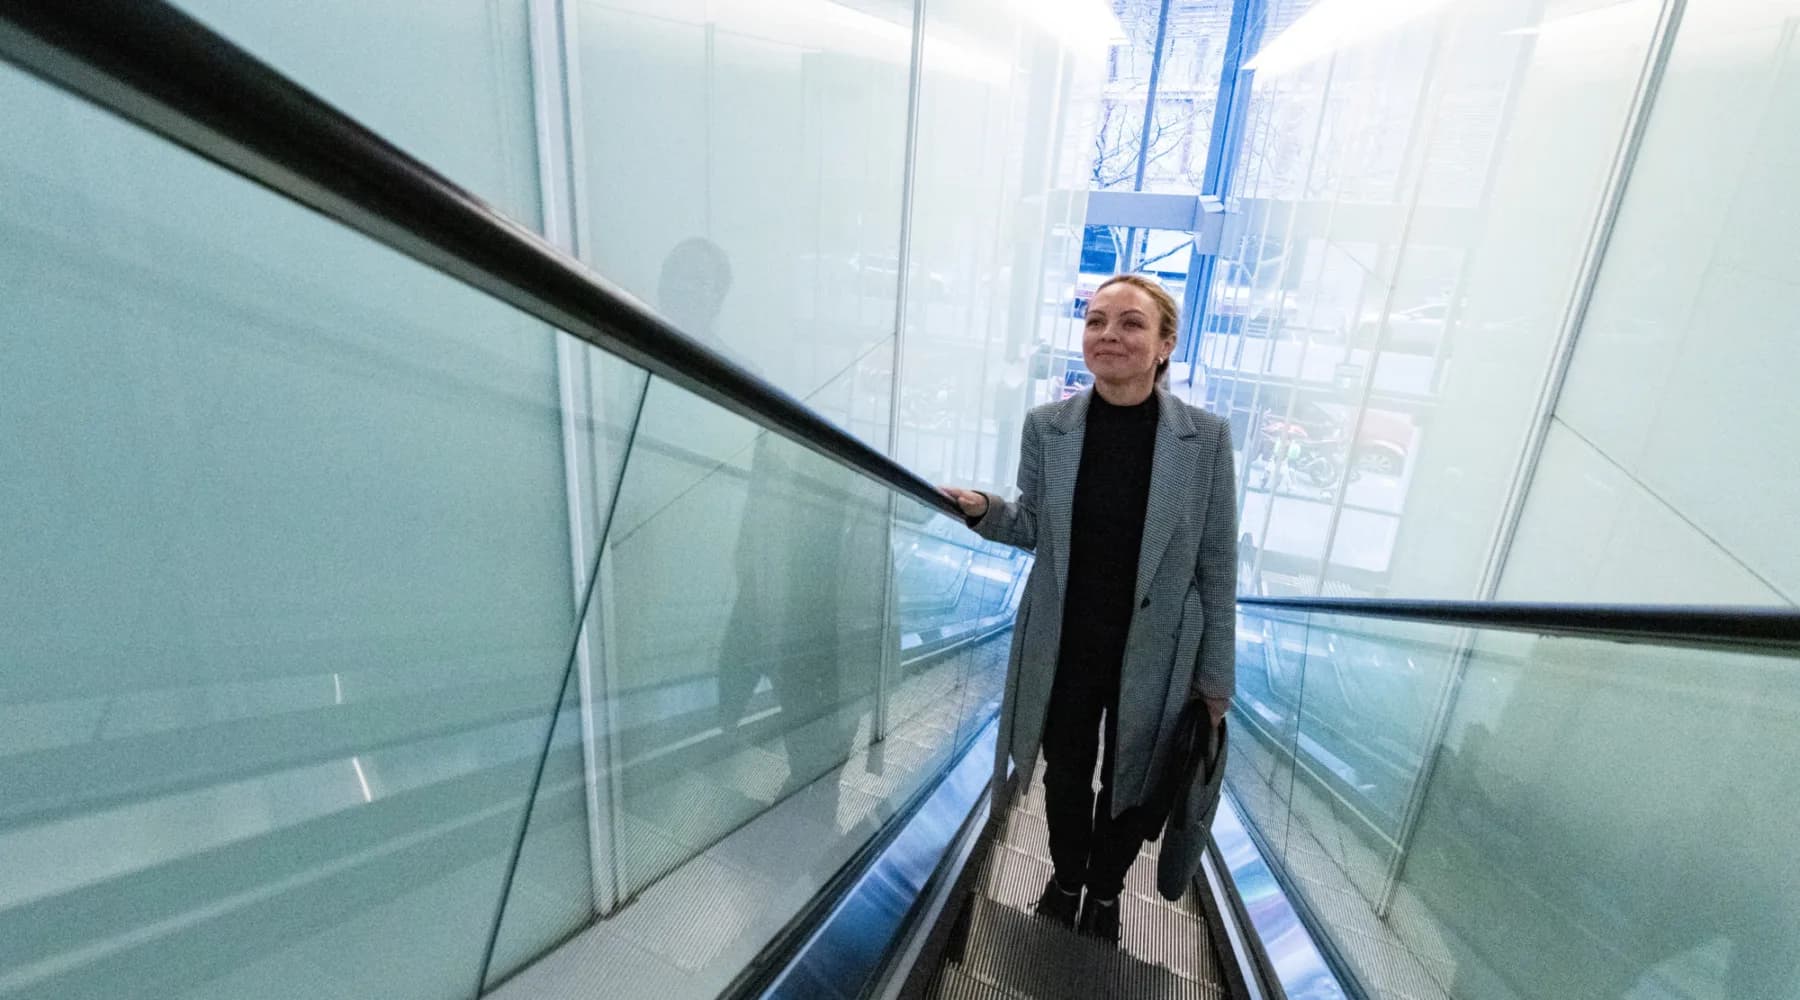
[
  {"x1": 927, "y1": 961, "x2": 1032, "y2": 1000},
  {"x1": 949, "y1": 894, "x2": 1214, "y2": 999},
  {"x1": 975, "y1": 833, "x2": 1218, "y2": 986}
]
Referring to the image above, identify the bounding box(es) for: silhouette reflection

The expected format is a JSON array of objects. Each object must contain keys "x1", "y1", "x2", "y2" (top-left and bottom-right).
[{"x1": 655, "y1": 237, "x2": 881, "y2": 831}]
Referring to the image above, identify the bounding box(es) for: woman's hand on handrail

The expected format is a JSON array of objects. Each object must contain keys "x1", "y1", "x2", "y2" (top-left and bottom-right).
[{"x1": 940, "y1": 487, "x2": 989, "y2": 520}]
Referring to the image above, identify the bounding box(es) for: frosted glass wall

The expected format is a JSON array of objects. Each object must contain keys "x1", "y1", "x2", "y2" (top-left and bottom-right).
[
  {"x1": 571, "y1": 0, "x2": 910, "y2": 436},
  {"x1": 1503, "y1": 0, "x2": 1800, "y2": 607},
  {"x1": 560, "y1": 3, "x2": 915, "y2": 925},
  {"x1": 170, "y1": 0, "x2": 542, "y2": 226},
  {"x1": 0, "y1": 49, "x2": 577, "y2": 1000},
  {"x1": 1228, "y1": 604, "x2": 1800, "y2": 1000},
  {"x1": 1199, "y1": 0, "x2": 1800, "y2": 607},
  {"x1": 1450, "y1": 16, "x2": 1800, "y2": 992},
  {"x1": 1220, "y1": 7, "x2": 1800, "y2": 1000}
]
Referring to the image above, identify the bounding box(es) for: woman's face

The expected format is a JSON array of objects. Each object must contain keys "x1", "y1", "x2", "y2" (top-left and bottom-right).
[{"x1": 1082, "y1": 282, "x2": 1170, "y2": 388}]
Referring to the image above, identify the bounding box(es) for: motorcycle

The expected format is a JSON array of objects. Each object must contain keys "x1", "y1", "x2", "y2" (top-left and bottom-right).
[{"x1": 1256, "y1": 416, "x2": 1357, "y2": 494}]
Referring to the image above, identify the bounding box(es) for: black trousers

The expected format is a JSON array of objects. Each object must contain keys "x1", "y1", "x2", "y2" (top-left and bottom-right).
[{"x1": 1041, "y1": 650, "x2": 1154, "y2": 900}]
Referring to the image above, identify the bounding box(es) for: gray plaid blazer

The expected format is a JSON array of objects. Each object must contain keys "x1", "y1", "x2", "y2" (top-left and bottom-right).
[{"x1": 972, "y1": 386, "x2": 1238, "y2": 817}]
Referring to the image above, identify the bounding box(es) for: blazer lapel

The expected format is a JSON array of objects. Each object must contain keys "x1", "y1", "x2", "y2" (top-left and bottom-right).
[
  {"x1": 1135, "y1": 388, "x2": 1202, "y2": 605},
  {"x1": 1042, "y1": 392, "x2": 1087, "y2": 597}
]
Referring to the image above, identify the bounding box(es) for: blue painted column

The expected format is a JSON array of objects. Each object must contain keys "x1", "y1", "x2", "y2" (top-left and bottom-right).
[{"x1": 1181, "y1": 0, "x2": 1264, "y2": 382}]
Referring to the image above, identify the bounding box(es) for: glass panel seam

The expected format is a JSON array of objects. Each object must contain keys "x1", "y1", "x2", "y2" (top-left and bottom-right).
[
  {"x1": 529, "y1": 0, "x2": 618, "y2": 925},
  {"x1": 1473, "y1": 0, "x2": 1691, "y2": 602},
  {"x1": 878, "y1": 0, "x2": 929, "y2": 742},
  {"x1": 1376, "y1": 0, "x2": 1692, "y2": 917},
  {"x1": 476, "y1": 370, "x2": 654, "y2": 993}
]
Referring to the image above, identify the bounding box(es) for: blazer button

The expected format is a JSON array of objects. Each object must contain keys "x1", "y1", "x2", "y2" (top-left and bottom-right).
[{"x1": 1140, "y1": 597, "x2": 1151, "y2": 609}]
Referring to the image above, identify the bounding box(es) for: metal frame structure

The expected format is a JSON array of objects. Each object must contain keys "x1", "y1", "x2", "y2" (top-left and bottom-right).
[
  {"x1": 526, "y1": 0, "x2": 630, "y2": 924},
  {"x1": 875, "y1": 0, "x2": 934, "y2": 747},
  {"x1": 1181, "y1": 0, "x2": 1263, "y2": 377},
  {"x1": 1070, "y1": 0, "x2": 1270, "y2": 381}
]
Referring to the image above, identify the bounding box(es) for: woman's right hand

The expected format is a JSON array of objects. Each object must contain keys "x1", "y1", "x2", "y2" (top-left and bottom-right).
[{"x1": 940, "y1": 487, "x2": 989, "y2": 520}]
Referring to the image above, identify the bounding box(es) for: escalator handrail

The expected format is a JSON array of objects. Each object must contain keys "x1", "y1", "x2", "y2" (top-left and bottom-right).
[
  {"x1": 1236, "y1": 596, "x2": 1800, "y2": 653},
  {"x1": 0, "y1": 0, "x2": 962, "y2": 522}
]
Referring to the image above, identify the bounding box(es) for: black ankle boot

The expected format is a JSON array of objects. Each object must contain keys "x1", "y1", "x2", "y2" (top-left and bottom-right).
[
  {"x1": 1078, "y1": 893, "x2": 1121, "y2": 945},
  {"x1": 1033, "y1": 876, "x2": 1081, "y2": 927}
]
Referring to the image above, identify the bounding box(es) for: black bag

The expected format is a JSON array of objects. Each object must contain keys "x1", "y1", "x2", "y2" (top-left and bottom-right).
[{"x1": 1152, "y1": 705, "x2": 1228, "y2": 901}]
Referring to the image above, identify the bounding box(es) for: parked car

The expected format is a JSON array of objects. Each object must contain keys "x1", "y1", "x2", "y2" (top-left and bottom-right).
[
  {"x1": 1346, "y1": 298, "x2": 1523, "y2": 354},
  {"x1": 1216, "y1": 383, "x2": 1415, "y2": 478},
  {"x1": 1348, "y1": 300, "x2": 1451, "y2": 352}
]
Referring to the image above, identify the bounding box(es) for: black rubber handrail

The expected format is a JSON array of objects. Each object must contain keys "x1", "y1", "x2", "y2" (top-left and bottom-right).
[
  {"x1": 1237, "y1": 596, "x2": 1800, "y2": 653},
  {"x1": 0, "y1": 0, "x2": 961, "y2": 522}
]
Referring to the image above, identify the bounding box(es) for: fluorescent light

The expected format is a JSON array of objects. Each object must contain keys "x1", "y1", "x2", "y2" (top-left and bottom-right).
[
  {"x1": 711, "y1": 0, "x2": 1010, "y2": 83},
  {"x1": 1502, "y1": 0, "x2": 1652, "y2": 37},
  {"x1": 351, "y1": 756, "x2": 373, "y2": 803},
  {"x1": 1013, "y1": 0, "x2": 1129, "y2": 48},
  {"x1": 1244, "y1": 0, "x2": 1457, "y2": 78},
  {"x1": 969, "y1": 563, "x2": 1017, "y2": 583}
]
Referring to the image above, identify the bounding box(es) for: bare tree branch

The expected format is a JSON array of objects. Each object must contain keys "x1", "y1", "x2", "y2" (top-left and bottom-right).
[
  {"x1": 1092, "y1": 95, "x2": 1194, "y2": 190},
  {"x1": 1136, "y1": 238, "x2": 1193, "y2": 271}
]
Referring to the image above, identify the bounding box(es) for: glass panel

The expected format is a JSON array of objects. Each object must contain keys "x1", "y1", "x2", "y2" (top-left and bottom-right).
[
  {"x1": 511, "y1": 381, "x2": 1020, "y2": 994},
  {"x1": 601, "y1": 381, "x2": 889, "y2": 898},
  {"x1": 1228, "y1": 606, "x2": 1800, "y2": 1000},
  {"x1": 485, "y1": 662, "x2": 596, "y2": 987},
  {"x1": 1510, "y1": 0, "x2": 1800, "y2": 605},
  {"x1": 1285, "y1": 614, "x2": 1458, "y2": 907},
  {"x1": 3, "y1": 2, "x2": 1064, "y2": 995},
  {"x1": 1402, "y1": 632, "x2": 1800, "y2": 1000},
  {"x1": 889, "y1": 511, "x2": 973, "y2": 751},
  {"x1": 1195, "y1": 0, "x2": 1665, "y2": 600},
  {"x1": 568, "y1": 0, "x2": 911, "y2": 441},
  {"x1": 0, "y1": 63, "x2": 582, "y2": 1000},
  {"x1": 956, "y1": 541, "x2": 1030, "y2": 744},
  {"x1": 1225, "y1": 608, "x2": 1309, "y2": 856},
  {"x1": 169, "y1": 0, "x2": 543, "y2": 226},
  {"x1": 888, "y1": 504, "x2": 1029, "y2": 749}
]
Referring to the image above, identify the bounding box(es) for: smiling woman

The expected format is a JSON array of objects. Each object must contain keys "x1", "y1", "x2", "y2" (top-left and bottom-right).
[
  {"x1": 1084, "y1": 273, "x2": 1180, "y2": 397},
  {"x1": 939, "y1": 270, "x2": 1237, "y2": 946}
]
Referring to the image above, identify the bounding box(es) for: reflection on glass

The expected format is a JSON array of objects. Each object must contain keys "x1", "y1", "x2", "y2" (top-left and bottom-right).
[
  {"x1": 600, "y1": 390, "x2": 887, "y2": 897},
  {"x1": 889, "y1": 507, "x2": 1028, "y2": 747},
  {"x1": 1189, "y1": 0, "x2": 1663, "y2": 600},
  {"x1": 571, "y1": 0, "x2": 910, "y2": 441},
  {"x1": 0, "y1": 58, "x2": 580, "y2": 1000},
  {"x1": 1223, "y1": 610, "x2": 1309, "y2": 855},
  {"x1": 1229, "y1": 604, "x2": 1800, "y2": 1000},
  {"x1": 498, "y1": 455, "x2": 1024, "y2": 996}
]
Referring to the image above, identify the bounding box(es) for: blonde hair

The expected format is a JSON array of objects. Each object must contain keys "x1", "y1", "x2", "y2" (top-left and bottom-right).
[{"x1": 1094, "y1": 273, "x2": 1179, "y2": 381}]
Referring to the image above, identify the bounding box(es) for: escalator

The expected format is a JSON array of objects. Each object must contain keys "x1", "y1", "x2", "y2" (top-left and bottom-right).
[
  {"x1": 6, "y1": 7, "x2": 1800, "y2": 1000},
  {"x1": 753, "y1": 596, "x2": 1800, "y2": 1000},
  {"x1": 914, "y1": 761, "x2": 1225, "y2": 1000}
]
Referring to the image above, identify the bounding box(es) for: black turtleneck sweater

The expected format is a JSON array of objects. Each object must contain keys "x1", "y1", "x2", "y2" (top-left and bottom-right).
[{"x1": 1059, "y1": 390, "x2": 1159, "y2": 675}]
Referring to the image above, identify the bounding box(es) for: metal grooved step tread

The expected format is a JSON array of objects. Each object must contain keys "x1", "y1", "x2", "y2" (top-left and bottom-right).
[{"x1": 927, "y1": 784, "x2": 1224, "y2": 1000}]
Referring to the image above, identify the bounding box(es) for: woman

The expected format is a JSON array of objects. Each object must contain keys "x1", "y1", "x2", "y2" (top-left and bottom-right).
[{"x1": 942, "y1": 274, "x2": 1237, "y2": 944}]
